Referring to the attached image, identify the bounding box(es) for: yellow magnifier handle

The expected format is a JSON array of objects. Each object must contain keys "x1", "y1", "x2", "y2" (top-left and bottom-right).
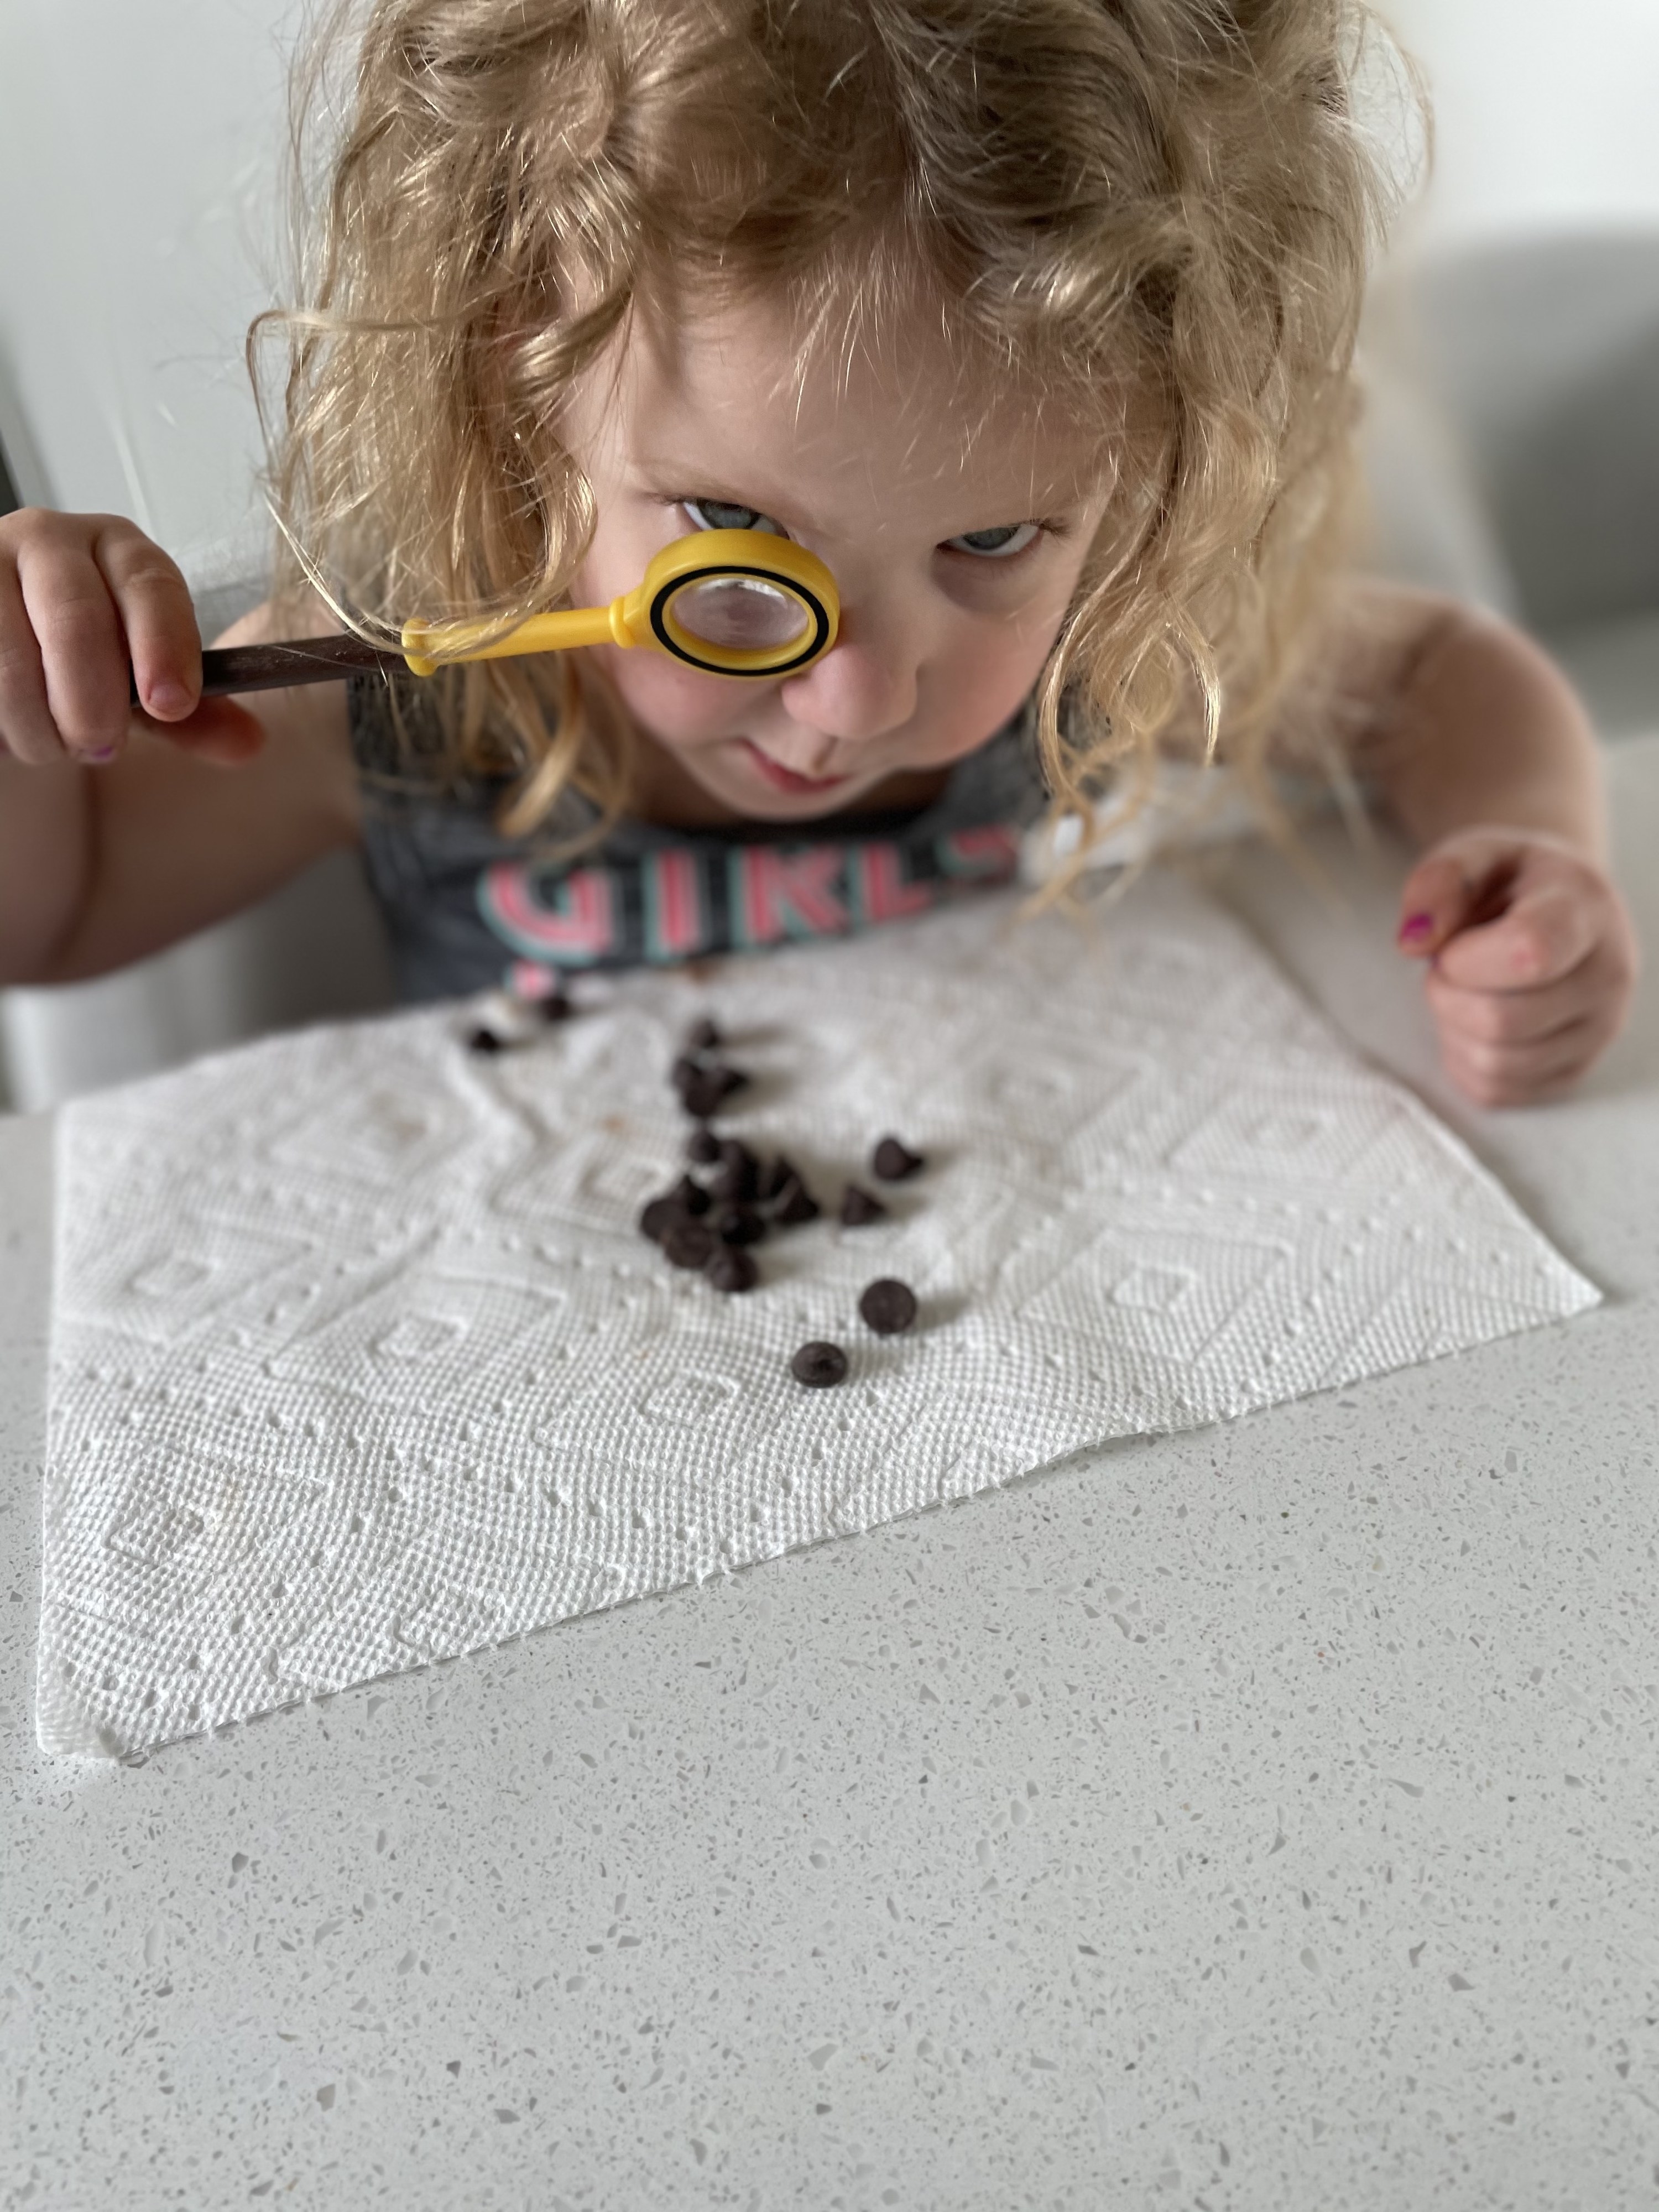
[
  {"x1": 400, "y1": 601, "x2": 627, "y2": 679},
  {"x1": 399, "y1": 529, "x2": 837, "y2": 680}
]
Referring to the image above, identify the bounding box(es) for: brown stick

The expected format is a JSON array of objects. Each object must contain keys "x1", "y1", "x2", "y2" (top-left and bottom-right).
[{"x1": 127, "y1": 632, "x2": 409, "y2": 706}]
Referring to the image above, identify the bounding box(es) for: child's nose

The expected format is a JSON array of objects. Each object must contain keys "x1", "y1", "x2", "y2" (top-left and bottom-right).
[{"x1": 778, "y1": 625, "x2": 919, "y2": 750}]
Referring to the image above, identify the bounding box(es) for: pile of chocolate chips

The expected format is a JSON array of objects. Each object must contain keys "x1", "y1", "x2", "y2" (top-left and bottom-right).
[
  {"x1": 638, "y1": 1018, "x2": 833, "y2": 1293},
  {"x1": 636, "y1": 1016, "x2": 926, "y2": 1385}
]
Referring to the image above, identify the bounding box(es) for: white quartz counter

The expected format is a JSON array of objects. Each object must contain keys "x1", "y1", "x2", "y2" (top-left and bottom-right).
[{"x1": 4, "y1": 743, "x2": 1658, "y2": 2211}]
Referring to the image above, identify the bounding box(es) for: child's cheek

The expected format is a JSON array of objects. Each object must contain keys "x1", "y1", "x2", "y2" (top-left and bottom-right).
[
  {"x1": 587, "y1": 643, "x2": 746, "y2": 749},
  {"x1": 919, "y1": 619, "x2": 1055, "y2": 761}
]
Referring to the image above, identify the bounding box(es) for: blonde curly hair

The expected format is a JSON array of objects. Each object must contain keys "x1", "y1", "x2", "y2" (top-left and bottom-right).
[{"x1": 259, "y1": 0, "x2": 1420, "y2": 847}]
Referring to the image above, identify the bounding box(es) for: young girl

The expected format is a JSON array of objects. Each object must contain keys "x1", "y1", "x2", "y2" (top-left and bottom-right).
[{"x1": 0, "y1": 0, "x2": 1637, "y2": 1109}]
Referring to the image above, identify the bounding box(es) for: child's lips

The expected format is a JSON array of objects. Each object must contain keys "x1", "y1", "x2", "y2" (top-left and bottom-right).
[{"x1": 737, "y1": 738, "x2": 851, "y2": 795}]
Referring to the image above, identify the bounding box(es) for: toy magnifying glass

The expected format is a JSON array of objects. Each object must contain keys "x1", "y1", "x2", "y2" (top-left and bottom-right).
[{"x1": 162, "y1": 529, "x2": 839, "y2": 700}]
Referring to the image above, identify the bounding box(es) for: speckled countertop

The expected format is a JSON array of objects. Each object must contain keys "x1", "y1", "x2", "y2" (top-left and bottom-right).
[{"x1": 4, "y1": 742, "x2": 1657, "y2": 2212}]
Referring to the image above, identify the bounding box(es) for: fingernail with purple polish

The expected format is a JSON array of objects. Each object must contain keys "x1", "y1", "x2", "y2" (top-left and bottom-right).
[
  {"x1": 1399, "y1": 912, "x2": 1434, "y2": 945},
  {"x1": 83, "y1": 746, "x2": 119, "y2": 764}
]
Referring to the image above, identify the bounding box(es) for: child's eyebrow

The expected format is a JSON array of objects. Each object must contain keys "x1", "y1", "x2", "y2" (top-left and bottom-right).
[{"x1": 630, "y1": 452, "x2": 794, "y2": 504}]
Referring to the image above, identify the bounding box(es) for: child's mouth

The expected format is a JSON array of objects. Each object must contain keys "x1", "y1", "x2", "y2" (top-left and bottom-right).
[{"x1": 737, "y1": 738, "x2": 852, "y2": 796}]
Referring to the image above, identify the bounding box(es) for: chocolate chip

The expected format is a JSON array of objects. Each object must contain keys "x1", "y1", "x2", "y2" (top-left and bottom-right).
[
  {"x1": 638, "y1": 1195, "x2": 685, "y2": 1244},
  {"x1": 704, "y1": 1246, "x2": 758, "y2": 1294},
  {"x1": 711, "y1": 1139, "x2": 760, "y2": 1203},
  {"x1": 713, "y1": 1204, "x2": 765, "y2": 1247},
  {"x1": 770, "y1": 1174, "x2": 821, "y2": 1226},
  {"x1": 686, "y1": 1125, "x2": 722, "y2": 1166},
  {"x1": 839, "y1": 1183, "x2": 888, "y2": 1226},
  {"x1": 639, "y1": 1175, "x2": 711, "y2": 1242},
  {"x1": 790, "y1": 1340, "x2": 848, "y2": 1389},
  {"x1": 859, "y1": 1277, "x2": 917, "y2": 1335},
  {"x1": 467, "y1": 1025, "x2": 505, "y2": 1055},
  {"x1": 686, "y1": 1016, "x2": 722, "y2": 1053},
  {"x1": 662, "y1": 1219, "x2": 717, "y2": 1270},
  {"x1": 671, "y1": 1173, "x2": 711, "y2": 1218},
  {"x1": 711, "y1": 1168, "x2": 755, "y2": 1206},
  {"x1": 758, "y1": 1154, "x2": 800, "y2": 1203},
  {"x1": 872, "y1": 1135, "x2": 924, "y2": 1181},
  {"x1": 674, "y1": 1061, "x2": 748, "y2": 1119}
]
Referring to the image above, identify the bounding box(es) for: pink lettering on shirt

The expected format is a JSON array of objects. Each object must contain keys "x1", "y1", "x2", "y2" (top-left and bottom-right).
[
  {"x1": 938, "y1": 824, "x2": 1021, "y2": 879},
  {"x1": 732, "y1": 846, "x2": 850, "y2": 945},
  {"x1": 479, "y1": 861, "x2": 617, "y2": 963},
  {"x1": 644, "y1": 848, "x2": 707, "y2": 961},
  {"x1": 852, "y1": 840, "x2": 933, "y2": 925}
]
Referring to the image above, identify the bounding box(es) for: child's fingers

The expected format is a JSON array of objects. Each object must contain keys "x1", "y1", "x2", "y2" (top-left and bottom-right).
[
  {"x1": 1439, "y1": 1016, "x2": 1604, "y2": 1109},
  {"x1": 1423, "y1": 940, "x2": 1615, "y2": 1047},
  {"x1": 1430, "y1": 935, "x2": 1634, "y2": 1105},
  {"x1": 0, "y1": 510, "x2": 254, "y2": 773},
  {"x1": 1401, "y1": 832, "x2": 1638, "y2": 1104},
  {"x1": 1395, "y1": 849, "x2": 1479, "y2": 957},
  {"x1": 0, "y1": 559, "x2": 61, "y2": 766},
  {"x1": 14, "y1": 529, "x2": 135, "y2": 760},
  {"x1": 0, "y1": 577, "x2": 262, "y2": 772},
  {"x1": 1432, "y1": 869, "x2": 1603, "y2": 993},
  {"x1": 94, "y1": 524, "x2": 201, "y2": 728}
]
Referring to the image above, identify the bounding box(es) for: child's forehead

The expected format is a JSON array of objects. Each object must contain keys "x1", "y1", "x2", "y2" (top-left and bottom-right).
[{"x1": 589, "y1": 289, "x2": 1119, "y2": 521}]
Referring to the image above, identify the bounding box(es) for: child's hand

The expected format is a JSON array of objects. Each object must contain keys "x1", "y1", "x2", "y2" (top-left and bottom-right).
[
  {"x1": 0, "y1": 509, "x2": 264, "y2": 769},
  {"x1": 1396, "y1": 826, "x2": 1639, "y2": 1107}
]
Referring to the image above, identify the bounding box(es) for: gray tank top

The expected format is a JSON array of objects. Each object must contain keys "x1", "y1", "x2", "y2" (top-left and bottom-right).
[{"x1": 347, "y1": 672, "x2": 1048, "y2": 1004}]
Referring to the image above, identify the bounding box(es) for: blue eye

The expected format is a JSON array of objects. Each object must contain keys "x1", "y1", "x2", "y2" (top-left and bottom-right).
[
  {"x1": 682, "y1": 498, "x2": 785, "y2": 537},
  {"x1": 944, "y1": 521, "x2": 1041, "y2": 559}
]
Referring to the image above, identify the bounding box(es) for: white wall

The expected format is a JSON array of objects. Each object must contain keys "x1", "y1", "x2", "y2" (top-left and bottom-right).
[
  {"x1": 0, "y1": 0, "x2": 309, "y2": 593},
  {"x1": 1382, "y1": 0, "x2": 1659, "y2": 253}
]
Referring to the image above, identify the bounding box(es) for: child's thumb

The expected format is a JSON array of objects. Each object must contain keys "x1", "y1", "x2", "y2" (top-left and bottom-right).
[{"x1": 1395, "y1": 850, "x2": 1475, "y2": 959}]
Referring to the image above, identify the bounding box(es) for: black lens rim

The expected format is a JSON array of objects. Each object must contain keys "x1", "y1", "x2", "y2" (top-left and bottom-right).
[{"x1": 649, "y1": 561, "x2": 832, "y2": 676}]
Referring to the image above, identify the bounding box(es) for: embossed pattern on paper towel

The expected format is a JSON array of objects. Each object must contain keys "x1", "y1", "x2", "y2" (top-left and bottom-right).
[{"x1": 38, "y1": 874, "x2": 1598, "y2": 1757}]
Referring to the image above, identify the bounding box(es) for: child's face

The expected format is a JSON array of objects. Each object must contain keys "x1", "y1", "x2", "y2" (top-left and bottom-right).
[{"x1": 562, "y1": 292, "x2": 1114, "y2": 821}]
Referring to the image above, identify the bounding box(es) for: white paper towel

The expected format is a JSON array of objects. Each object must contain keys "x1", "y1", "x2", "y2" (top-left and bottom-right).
[{"x1": 38, "y1": 873, "x2": 1599, "y2": 1758}]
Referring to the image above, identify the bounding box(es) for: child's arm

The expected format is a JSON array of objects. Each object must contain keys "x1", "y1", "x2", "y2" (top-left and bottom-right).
[
  {"x1": 1322, "y1": 581, "x2": 1639, "y2": 1107},
  {"x1": 0, "y1": 510, "x2": 359, "y2": 987}
]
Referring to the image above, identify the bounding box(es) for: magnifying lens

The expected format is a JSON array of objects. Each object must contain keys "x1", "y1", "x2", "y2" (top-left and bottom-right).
[{"x1": 163, "y1": 529, "x2": 839, "y2": 700}]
